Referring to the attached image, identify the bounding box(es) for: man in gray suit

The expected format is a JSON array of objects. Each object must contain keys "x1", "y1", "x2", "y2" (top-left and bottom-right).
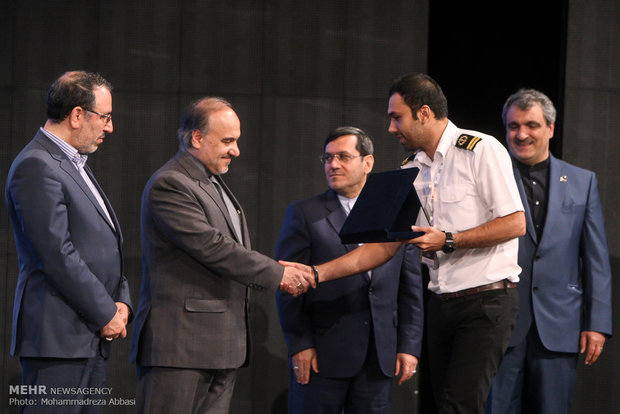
[
  {"x1": 5, "y1": 70, "x2": 131, "y2": 413},
  {"x1": 131, "y1": 97, "x2": 315, "y2": 414}
]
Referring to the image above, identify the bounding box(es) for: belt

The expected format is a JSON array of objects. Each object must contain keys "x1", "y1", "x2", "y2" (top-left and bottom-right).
[{"x1": 439, "y1": 279, "x2": 516, "y2": 301}]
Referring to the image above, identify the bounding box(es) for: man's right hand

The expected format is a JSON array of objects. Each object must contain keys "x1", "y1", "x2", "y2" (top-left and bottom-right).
[
  {"x1": 279, "y1": 261, "x2": 316, "y2": 296},
  {"x1": 292, "y1": 348, "x2": 319, "y2": 384}
]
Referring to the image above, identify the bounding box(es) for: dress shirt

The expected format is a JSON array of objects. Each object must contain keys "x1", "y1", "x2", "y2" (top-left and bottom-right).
[
  {"x1": 210, "y1": 177, "x2": 243, "y2": 242},
  {"x1": 337, "y1": 194, "x2": 371, "y2": 279},
  {"x1": 336, "y1": 194, "x2": 358, "y2": 215},
  {"x1": 515, "y1": 157, "x2": 549, "y2": 240},
  {"x1": 402, "y1": 121, "x2": 523, "y2": 294}
]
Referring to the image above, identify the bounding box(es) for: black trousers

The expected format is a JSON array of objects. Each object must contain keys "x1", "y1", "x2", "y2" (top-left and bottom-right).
[{"x1": 427, "y1": 287, "x2": 518, "y2": 414}]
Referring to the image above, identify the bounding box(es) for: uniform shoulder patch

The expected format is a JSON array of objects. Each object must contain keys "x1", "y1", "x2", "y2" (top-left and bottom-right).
[
  {"x1": 455, "y1": 134, "x2": 482, "y2": 151},
  {"x1": 401, "y1": 153, "x2": 416, "y2": 166}
]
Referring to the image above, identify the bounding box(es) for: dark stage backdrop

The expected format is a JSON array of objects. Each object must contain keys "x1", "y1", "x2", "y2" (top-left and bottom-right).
[
  {"x1": 427, "y1": 1, "x2": 620, "y2": 414},
  {"x1": 2, "y1": 1, "x2": 619, "y2": 413},
  {"x1": 0, "y1": 1, "x2": 428, "y2": 413},
  {"x1": 563, "y1": 1, "x2": 620, "y2": 413}
]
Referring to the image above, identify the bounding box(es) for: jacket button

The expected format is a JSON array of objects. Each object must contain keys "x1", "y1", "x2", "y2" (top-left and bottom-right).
[{"x1": 533, "y1": 287, "x2": 539, "y2": 292}]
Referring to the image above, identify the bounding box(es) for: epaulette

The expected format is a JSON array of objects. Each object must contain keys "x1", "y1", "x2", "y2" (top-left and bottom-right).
[
  {"x1": 455, "y1": 134, "x2": 482, "y2": 151},
  {"x1": 400, "y1": 152, "x2": 417, "y2": 166}
]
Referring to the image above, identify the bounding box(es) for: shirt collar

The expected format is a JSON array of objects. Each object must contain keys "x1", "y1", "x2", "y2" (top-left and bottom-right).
[
  {"x1": 515, "y1": 156, "x2": 550, "y2": 175},
  {"x1": 415, "y1": 120, "x2": 455, "y2": 167},
  {"x1": 336, "y1": 193, "x2": 358, "y2": 214},
  {"x1": 183, "y1": 148, "x2": 214, "y2": 179},
  {"x1": 40, "y1": 127, "x2": 88, "y2": 168}
]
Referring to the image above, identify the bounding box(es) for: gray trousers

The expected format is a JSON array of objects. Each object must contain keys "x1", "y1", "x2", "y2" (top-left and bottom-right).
[{"x1": 136, "y1": 365, "x2": 237, "y2": 414}]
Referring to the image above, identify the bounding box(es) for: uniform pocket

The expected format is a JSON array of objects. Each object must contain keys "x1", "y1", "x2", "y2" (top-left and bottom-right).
[
  {"x1": 184, "y1": 298, "x2": 227, "y2": 312},
  {"x1": 441, "y1": 184, "x2": 470, "y2": 203}
]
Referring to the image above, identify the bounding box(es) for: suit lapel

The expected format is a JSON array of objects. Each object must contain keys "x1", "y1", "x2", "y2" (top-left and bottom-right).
[
  {"x1": 324, "y1": 190, "x2": 356, "y2": 252},
  {"x1": 36, "y1": 133, "x2": 119, "y2": 235},
  {"x1": 539, "y1": 155, "x2": 566, "y2": 248},
  {"x1": 323, "y1": 190, "x2": 371, "y2": 281},
  {"x1": 512, "y1": 160, "x2": 537, "y2": 245},
  {"x1": 175, "y1": 151, "x2": 246, "y2": 246},
  {"x1": 84, "y1": 164, "x2": 122, "y2": 240}
]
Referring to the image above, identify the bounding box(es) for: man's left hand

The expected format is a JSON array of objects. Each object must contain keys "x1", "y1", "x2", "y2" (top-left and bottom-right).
[
  {"x1": 408, "y1": 226, "x2": 445, "y2": 252},
  {"x1": 394, "y1": 353, "x2": 418, "y2": 385},
  {"x1": 116, "y1": 302, "x2": 130, "y2": 325},
  {"x1": 581, "y1": 331, "x2": 606, "y2": 365}
]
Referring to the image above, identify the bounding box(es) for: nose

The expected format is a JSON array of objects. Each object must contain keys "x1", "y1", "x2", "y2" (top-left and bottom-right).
[
  {"x1": 515, "y1": 128, "x2": 528, "y2": 141},
  {"x1": 104, "y1": 119, "x2": 113, "y2": 133},
  {"x1": 229, "y1": 142, "x2": 240, "y2": 158},
  {"x1": 388, "y1": 119, "x2": 397, "y2": 134}
]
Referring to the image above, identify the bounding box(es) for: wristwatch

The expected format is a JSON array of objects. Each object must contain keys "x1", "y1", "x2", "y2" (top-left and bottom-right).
[{"x1": 442, "y1": 231, "x2": 456, "y2": 253}]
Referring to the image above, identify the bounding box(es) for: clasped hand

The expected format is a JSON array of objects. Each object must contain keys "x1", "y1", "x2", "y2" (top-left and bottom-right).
[
  {"x1": 100, "y1": 302, "x2": 130, "y2": 340},
  {"x1": 278, "y1": 261, "x2": 316, "y2": 296}
]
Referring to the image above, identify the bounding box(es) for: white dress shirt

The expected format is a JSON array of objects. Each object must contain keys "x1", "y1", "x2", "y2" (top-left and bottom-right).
[{"x1": 402, "y1": 121, "x2": 523, "y2": 294}]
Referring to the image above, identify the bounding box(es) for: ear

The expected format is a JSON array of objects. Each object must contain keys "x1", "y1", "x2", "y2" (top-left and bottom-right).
[
  {"x1": 417, "y1": 105, "x2": 433, "y2": 123},
  {"x1": 548, "y1": 122, "x2": 555, "y2": 139},
  {"x1": 363, "y1": 154, "x2": 374, "y2": 174},
  {"x1": 69, "y1": 106, "x2": 84, "y2": 129},
  {"x1": 190, "y1": 130, "x2": 203, "y2": 149}
]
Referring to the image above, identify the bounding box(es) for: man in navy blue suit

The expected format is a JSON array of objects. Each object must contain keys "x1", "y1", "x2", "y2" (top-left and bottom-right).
[
  {"x1": 276, "y1": 126, "x2": 424, "y2": 413},
  {"x1": 489, "y1": 89, "x2": 613, "y2": 414},
  {"x1": 5, "y1": 71, "x2": 132, "y2": 413}
]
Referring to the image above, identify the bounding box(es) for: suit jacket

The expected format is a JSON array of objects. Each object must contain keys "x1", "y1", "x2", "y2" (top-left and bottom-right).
[
  {"x1": 509, "y1": 155, "x2": 612, "y2": 352},
  {"x1": 275, "y1": 190, "x2": 424, "y2": 378},
  {"x1": 131, "y1": 150, "x2": 283, "y2": 369},
  {"x1": 5, "y1": 129, "x2": 131, "y2": 358}
]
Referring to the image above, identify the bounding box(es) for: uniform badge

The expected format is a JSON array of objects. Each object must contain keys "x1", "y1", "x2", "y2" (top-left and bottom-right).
[
  {"x1": 455, "y1": 134, "x2": 482, "y2": 151},
  {"x1": 401, "y1": 153, "x2": 416, "y2": 166}
]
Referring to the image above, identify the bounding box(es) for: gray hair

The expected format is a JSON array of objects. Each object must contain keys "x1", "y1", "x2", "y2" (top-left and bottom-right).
[
  {"x1": 323, "y1": 126, "x2": 374, "y2": 156},
  {"x1": 177, "y1": 96, "x2": 233, "y2": 148},
  {"x1": 502, "y1": 88, "x2": 556, "y2": 126}
]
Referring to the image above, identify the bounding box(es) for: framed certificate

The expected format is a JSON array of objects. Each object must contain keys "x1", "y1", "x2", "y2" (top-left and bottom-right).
[{"x1": 339, "y1": 168, "x2": 424, "y2": 243}]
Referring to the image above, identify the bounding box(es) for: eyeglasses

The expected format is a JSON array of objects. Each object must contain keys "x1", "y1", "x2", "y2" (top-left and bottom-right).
[
  {"x1": 85, "y1": 108, "x2": 113, "y2": 125},
  {"x1": 319, "y1": 153, "x2": 365, "y2": 164}
]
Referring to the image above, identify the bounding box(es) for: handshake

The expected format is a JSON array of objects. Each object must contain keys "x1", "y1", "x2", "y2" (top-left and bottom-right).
[{"x1": 278, "y1": 261, "x2": 318, "y2": 296}]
